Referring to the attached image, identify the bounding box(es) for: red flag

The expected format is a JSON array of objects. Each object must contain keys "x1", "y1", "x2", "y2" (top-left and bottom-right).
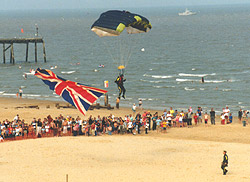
[{"x1": 21, "y1": 28, "x2": 24, "y2": 33}]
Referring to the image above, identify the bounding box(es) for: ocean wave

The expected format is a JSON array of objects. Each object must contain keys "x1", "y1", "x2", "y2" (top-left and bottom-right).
[
  {"x1": 184, "y1": 87, "x2": 195, "y2": 91},
  {"x1": 0, "y1": 91, "x2": 5, "y2": 94},
  {"x1": 23, "y1": 94, "x2": 41, "y2": 97},
  {"x1": 2, "y1": 93, "x2": 16, "y2": 96},
  {"x1": 176, "y1": 78, "x2": 199, "y2": 82},
  {"x1": 143, "y1": 74, "x2": 173, "y2": 79},
  {"x1": 222, "y1": 89, "x2": 232, "y2": 92},
  {"x1": 179, "y1": 73, "x2": 216, "y2": 77},
  {"x1": 140, "y1": 79, "x2": 164, "y2": 83},
  {"x1": 153, "y1": 86, "x2": 175, "y2": 88},
  {"x1": 61, "y1": 71, "x2": 76, "y2": 74},
  {"x1": 176, "y1": 78, "x2": 226, "y2": 83},
  {"x1": 205, "y1": 80, "x2": 226, "y2": 83}
]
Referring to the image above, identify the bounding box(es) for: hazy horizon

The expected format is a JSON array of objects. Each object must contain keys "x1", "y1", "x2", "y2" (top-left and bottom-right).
[{"x1": 1, "y1": 0, "x2": 250, "y2": 10}]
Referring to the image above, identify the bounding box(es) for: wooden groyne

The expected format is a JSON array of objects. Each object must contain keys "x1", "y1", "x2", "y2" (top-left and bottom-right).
[{"x1": 0, "y1": 37, "x2": 46, "y2": 64}]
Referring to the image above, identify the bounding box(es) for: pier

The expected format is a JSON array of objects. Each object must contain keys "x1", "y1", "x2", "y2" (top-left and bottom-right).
[{"x1": 0, "y1": 37, "x2": 46, "y2": 64}]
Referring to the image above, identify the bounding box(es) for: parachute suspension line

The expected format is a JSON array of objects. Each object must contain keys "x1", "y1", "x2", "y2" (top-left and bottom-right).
[
  {"x1": 125, "y1": 35, "x2": 139, "y2": 68},
  {"x1": 101, "y1": 38, "x2": 119, "y2": 68},
  {"x1": 119, "y1": 38, "x2": 124, "y2": 67}
]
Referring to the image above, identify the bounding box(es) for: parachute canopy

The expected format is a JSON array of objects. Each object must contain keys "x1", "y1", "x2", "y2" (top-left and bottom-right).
[
  {"x1": 118, "y1": 65, "x2": 125, "y2": 70},
  {"x1": 91, "y1": 10, "x2": 152, "y2": 37}
]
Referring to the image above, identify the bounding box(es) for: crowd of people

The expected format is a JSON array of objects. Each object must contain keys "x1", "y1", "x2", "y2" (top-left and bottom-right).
[{"x1": 0, "y1": 106, "x2": 248, "y2": 142}]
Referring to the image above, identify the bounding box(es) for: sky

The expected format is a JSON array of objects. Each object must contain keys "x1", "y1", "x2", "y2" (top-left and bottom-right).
[{"x1": 1, "y1": 0, "x2": 250, "y2": 10}]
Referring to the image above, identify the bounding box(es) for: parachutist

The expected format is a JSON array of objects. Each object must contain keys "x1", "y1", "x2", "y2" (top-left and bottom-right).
[{"x1": 115, "y1": 74, "x2": 126, "y2": 99}]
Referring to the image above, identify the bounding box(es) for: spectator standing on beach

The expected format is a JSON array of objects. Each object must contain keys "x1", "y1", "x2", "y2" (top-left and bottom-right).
[
  {"x1": 170, "y1": 107, "x2": 175, "y2": 117},
  {"x1": 229, "y1": 113, "x2": 233, "y2": 124},
  {"x1": 220, "y1": 113, "x2": 225, "y2": 125},
  {"x1": 204, "y1": 112, "x2": 209, "y2": 127},
  {"x1": 224, "y1": 106, "x2": 230, "y2": 123},
  {"x1": 13, "y1": 114, "x2": 19, "y2": 122},
  {"x1": 187, "y1": 109, "x2": 192, "y2": 127},
  {"x1": 36, "y1": 118, "x2": 42, "y2": 137},
  {"x1": 156, "y1": 117, "x2": 161, "y2": 132},
  {"x1": 132, "y1": 103, "x2": 136, "y2": 116},
  {"x1": 242, "y1": 110, "x2": 248, "y2": 127},
  {"x1": 19, "y1": 88, "x2": 23, "y2": 98},
  {"x1": 138, "y1": 99, "x2": 142, "y2": 109},
  {"x1": 210, "y1": 108, "x2": 216, "y2": 125},
  {"x1": 197, "y1": 107, "x2": 202, "y2": 123},
  {"x1": 238, "y1": 109, "x2": 243, "y2": 123},
  {"x1": 166, "y1": 111, "x2": 172, "y2": 127},
  {"x1": 152, "y1": 114, "x2": 157, "y2": 130},
  {"x1": 146, "y1": 111, "x2": 152, "y2": 130},
  {"x1": 145, "y1": 121, "x2": 149, "y2": 134}
]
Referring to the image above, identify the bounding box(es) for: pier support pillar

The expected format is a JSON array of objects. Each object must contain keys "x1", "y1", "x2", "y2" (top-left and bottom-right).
[
  {"x1": 26, "y1": 43, "x2": 29, "y2": 62},
  {"x1": 3, "y1": 43, "x2": 5, "y2": 64},
  {"x1": 43, "y1": 41, "x2": 46, "y2": 63}
]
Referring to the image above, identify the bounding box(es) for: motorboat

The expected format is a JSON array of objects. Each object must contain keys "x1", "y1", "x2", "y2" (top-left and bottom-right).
[{"x1": 178, "y1": 8, "x2": 196, "y2": 16}]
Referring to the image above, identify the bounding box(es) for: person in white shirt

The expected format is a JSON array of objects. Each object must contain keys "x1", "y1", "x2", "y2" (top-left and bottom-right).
[
  {"x1": 166, "y1": 111, "x2": 172, "y2": 127},
  {"x1": 132, "y1": 103, "x2": 136, "y2": 116},
  {"x1": 128, "y1": 121, "x2": 133, "y2": 133},
  {"x1": 224, "y1": 106, "x2": 230, "y2": 123},
  {"x1": 145, "y1": 122, "x2": 149, "y2": 134},
  {"x1": 13, "y1": 114, "x2": 19, "y2": 122}
]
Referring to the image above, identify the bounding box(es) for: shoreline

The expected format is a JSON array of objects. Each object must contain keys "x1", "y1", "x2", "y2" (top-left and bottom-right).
[
  {"x1": 0, "y1": 97, "x2": 162, "y2": 121},
  {"x1": 1, "y1": 96, "x2": 248, "y2": 145}
]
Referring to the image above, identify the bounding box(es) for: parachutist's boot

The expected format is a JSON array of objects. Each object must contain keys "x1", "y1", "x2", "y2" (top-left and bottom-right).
[{"x1": 122, "y1": 95, "x2": 125, "y2": 99}]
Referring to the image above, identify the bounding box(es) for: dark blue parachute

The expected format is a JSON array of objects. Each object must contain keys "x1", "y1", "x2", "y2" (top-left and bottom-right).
[{"x1": 91, "y1": 10, "x2": 152, "y2": 37}]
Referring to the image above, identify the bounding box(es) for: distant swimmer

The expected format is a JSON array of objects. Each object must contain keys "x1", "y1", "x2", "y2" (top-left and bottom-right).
[
  {"x1": 23, "y1": 73, "x2": 27, "y2": 80},
  {"x1": 201, "y1": 77, "x2": 204, "y2": 83},
  {"x1": 30, "y1": 69, "x2": 35, "y2": 75},
  {"x1": 98, "y1": 64, "x2": 104, "y2": 68},
  {"x1": 50, "y1": 66, "x2": 57, "y2": 69}
]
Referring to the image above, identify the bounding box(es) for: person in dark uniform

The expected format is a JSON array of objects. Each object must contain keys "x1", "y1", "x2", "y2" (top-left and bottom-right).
[
  {"x1": 115, "y1": 74, "x2": 126, "y2": 99},
  {"x1": 221, "y1": 150, "x2": 228, "y2": 175}
]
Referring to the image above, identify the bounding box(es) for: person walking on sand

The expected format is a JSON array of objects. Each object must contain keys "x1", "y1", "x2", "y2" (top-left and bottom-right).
[
  {"x1": 132, "y1": 103, "x2": 136, "y2": 116},
  {"x1": 138, "y1": 99, "x2": 143, "y2": 110},
  {"x1": 221, "y1": 150, "x2": 228, "y2": 175},
  {"x1": 238, "y1": 109, "x2": 243, "y2": 124},
  {"x1": 19, "y1": 88, "x2": 23, "y2": 98},
  {"x1": 204, "y1": 112, "x2": 209, "y2": 127},
  {"x1": 242, "y1": 110, "x2": 248, "y2": 127},
  {"x1": 210, "y1": 108, "x2": 216, "y2": 125}
]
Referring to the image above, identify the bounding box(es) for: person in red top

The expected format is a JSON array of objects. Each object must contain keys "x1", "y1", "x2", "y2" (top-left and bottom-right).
[{"x1": 193, "y1": 113, "x2": 198, "y2": 125}]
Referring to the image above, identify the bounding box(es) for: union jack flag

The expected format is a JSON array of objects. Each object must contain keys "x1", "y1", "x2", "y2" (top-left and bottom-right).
[{"x1": 35, "y1": 68, "x2": 107, "y2": 115}]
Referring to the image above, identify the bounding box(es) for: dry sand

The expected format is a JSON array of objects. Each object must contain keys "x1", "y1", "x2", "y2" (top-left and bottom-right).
[{"x1": 1, "y1": 97, "x2": 250, "y2": 182}]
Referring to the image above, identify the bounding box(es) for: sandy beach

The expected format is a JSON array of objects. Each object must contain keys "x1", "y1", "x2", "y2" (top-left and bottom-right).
[{"x1": 1, "y1": 97, "x2": 250, "y2": 182}]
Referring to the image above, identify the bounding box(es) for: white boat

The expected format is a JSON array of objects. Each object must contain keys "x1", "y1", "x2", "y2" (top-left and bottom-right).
[{"x1": 178, "y1": 8, "x2": 196, "y2": 16}]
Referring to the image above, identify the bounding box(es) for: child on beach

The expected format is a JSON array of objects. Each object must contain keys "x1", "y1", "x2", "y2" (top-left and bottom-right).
[
  {"x1": 221, "y1": 113, "x2": 225, "y2": 125},
  {"x1": 162, "y1": 120, "x2": 167, "y2": 133},
  {"x1": 204, "y1": 112, "x2": 209, "y2": 127},
  {"x1": 0, "y1": 135, "x2": 3, "y2": 142},
  {"x1": 193, "y1": 114, "x2": 198, "y2": 125},
  {"x1": 145, "y1": 122, "x2": 149, "y2": 134},
  {"x1": 229, "y1": 113, "x2": 233, "y2": 124}
]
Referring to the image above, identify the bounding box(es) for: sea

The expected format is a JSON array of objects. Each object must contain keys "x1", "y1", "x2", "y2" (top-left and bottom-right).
[{"x1": 0, "y1": 4, "x2": 250, "y2": 115}]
